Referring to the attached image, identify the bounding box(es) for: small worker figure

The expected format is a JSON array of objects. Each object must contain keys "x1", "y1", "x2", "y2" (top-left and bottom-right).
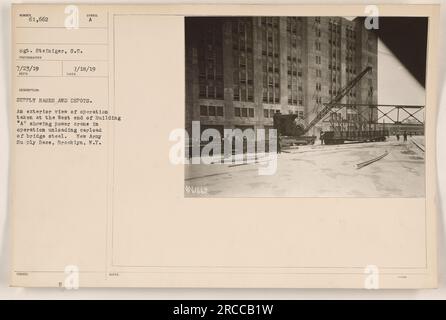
[
  {"x1": 277, "y1": 133, "x2": 282, "y2": 154},
  {"x1": 403, "y1": 131, "x2": 408, "y2": 142},
  {"x1": 396, "y1": 132, "x2": 400, "y2": 141},
  {"x1": 320, "y1": 130, "x2": 325, "y2": 145}
]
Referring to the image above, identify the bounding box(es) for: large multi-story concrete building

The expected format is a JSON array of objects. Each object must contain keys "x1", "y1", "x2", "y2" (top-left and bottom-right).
[{"x1": 185, "y1": 16, "x2": 378, "y2": 137}]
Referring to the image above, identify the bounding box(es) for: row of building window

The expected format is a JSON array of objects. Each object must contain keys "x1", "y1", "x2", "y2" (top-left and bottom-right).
[
  {"x1": 328, "y1": 39, "x2": 341, "y2": 48},
  {"x1": 200, "y1": 105, "x2": 309, "y2": 119},
  {"x1": 262, "y1": 51, "x2": 279, "y2": 57},
  {"x1": 328, "y1": 21, "x2": 341, "y2": 33},
  {"x1": 300, "y1": 86, "x2": 358, "y2": 98},
  {"x1": 304, "y1": 58, "x2": 361, "y2": 70},
  {"x1": 261, "y1": 17, "x2": 280, "y2": 27},
  {"x1": 263, "y1": 89, "x2": 280, "y2": 104},
  {"x1": 266, "y1": 109, "x2": 304, "y2": 119},
  {"x1": 347, "y1": 44, "x2": 356, "y2": 51},
  {"x1": 324, "y1": 63, "x2": 360, "y2": 72},
  {"x1": 200, "y1": 75, "x2": 369, "y2": 100},
  {"x1": 232, "y1": 18, "x2": 254, "y2": 103},
  {"x1": 264, "y1": 109, "x2": 304, "y2": 119},
  {"x1": 288, "y1": 69, "x2": 303, "y2": 77},
  {"x1": 197, "y1": 22, "x2": 223, "y2": 100},
  {"x1": 288, "y1": 34, "x2": 302, "y2": 48},
  {"x1": 328, "y1": 35, "x2": 340, "y2": 100},
  {"x1": 346, "y1": 26, "x2": 356, "y2": 39},
  {"x1": 288, "y1": 84, "x2": 303, "y2": 90},
  {"x1": 234, "y1": 86, "x2": 254, "y2": 101},
  {"x1": 200, "y1": 105, "x2": 224, "y2": 117},
  {"x1": 264, "y1": 109, "x2": 277, "y2": 118},
  {"x1": 264, "y1": 73, "x2": 280, "y2": 85},
  {"x1": 287, "y1": 56, "x2": 302, "y2": 63},
  {"x1": 345, "y1": 33, "x2": 357, "y2": 104},
  {"x1": 196, "y1": 18, "x2": 374, "y2": 105},
  {"x1": 199, "y1": 85, "x2": 223, "y2": 99},
  {"x1": 287, "y1": 17, "x2": 304, "y2": 107},
  {"x1": 262, "y1": 17, "x2": 281, "y2": 104},
  {"x1": 328, "y1": 18, "x2": 342, "y2": 102},
  {"x1": 288, "y1": 97, "x2": 304, "y2": 106},
  {"x1": 264, "y1": 65, "x2": 280, "y2": 73},
  {"x1": 345, "y1": 55, "x2": 355, "y2": 63},
  {"x1": 194, "y1": 107, "x2": 308, "y2": 119}
]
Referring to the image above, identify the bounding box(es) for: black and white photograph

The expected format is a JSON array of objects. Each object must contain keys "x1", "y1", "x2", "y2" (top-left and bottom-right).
[
  {"x1": 185, "y1": 16, "x2": 427, "y2": 198},
  {"x1": 2, "y1": 1, "x2": 443, "y2": 297}
]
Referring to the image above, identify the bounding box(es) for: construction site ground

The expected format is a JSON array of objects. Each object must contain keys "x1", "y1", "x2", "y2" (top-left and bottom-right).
[{"x1": 185, "y1": 136, "x2": 425, "y2": 198}]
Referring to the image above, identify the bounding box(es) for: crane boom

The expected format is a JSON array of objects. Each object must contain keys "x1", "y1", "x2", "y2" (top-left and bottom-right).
[{"x1": 300, "y1": 66, "x2": 372, "y2": 135}]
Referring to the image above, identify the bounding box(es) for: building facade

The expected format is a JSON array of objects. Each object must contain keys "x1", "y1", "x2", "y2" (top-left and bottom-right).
[{"x1": 185, "y1": 17, "x2": 378, "y2": 137}]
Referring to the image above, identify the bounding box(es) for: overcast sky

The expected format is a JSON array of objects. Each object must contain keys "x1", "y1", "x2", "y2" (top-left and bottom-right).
[
  {"x1": 378, "y1": 39, "x2": 425, "y2": 106},
  {"x1": 377, "y1": 39, "x2": 425, "y2": 122}
]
